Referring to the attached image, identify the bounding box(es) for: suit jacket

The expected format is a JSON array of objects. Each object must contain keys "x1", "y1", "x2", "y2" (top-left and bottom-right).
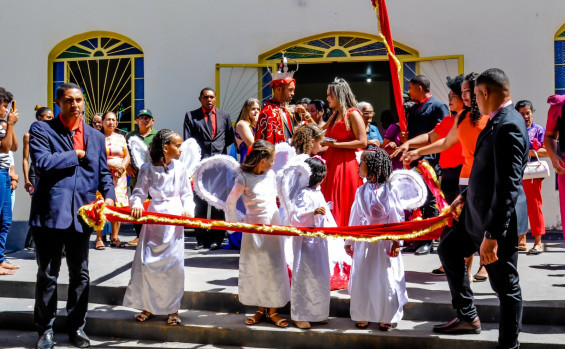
[
  {"x1": 29, "y1": 117, "x2": 116, "y2": 232},
  {"x1": 183, "y1": 107, "x2": 234, "y2": 158},
  {"x1": 463, "y1": 104, "x2": 528, "y2": 242}
]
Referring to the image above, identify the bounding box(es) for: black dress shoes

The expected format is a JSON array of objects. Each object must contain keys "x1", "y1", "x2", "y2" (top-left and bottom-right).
[
  {"x1": 433, "y1": 317, "x2": 481, "y2": 334},
  {"x1": 415, "y1": 242, "x2": 432, "y2": 255},
  {"x1": 37, "y1": 332, "x2": 55, "y2": 349},
  {"x1": 69, "y1": 329, "x2": 91, "y2": 348},
  {"x1": 209, "y1": 242, "x2": 219, "y2": 250}
]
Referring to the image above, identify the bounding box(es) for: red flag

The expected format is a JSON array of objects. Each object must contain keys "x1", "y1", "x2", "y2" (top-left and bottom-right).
[{"x1": 372, "y1": 0, "x2": 407, "y2": 132}]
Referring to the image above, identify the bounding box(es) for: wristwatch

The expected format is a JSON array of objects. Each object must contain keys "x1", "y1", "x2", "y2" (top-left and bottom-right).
[{"x1": 484, "y1": 231, "x2": 496, "y2": 240}]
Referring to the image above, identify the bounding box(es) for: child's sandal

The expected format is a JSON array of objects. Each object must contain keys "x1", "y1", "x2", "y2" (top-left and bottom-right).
[
  {"x1": 245, "y1": 310, "x2": 265, "y2": 325},
  {"x1": 167, "y1": 313, "x2": 181, "y2": 325},
  {"x1": 267, "y1": 313, "x2": 288, "y2": 328},
  {"x1": 379, "y1": 322, "x2": 395, "y2": 331},
  {"x1": 135, "y1": 311, "x2": 151, "y2": 322},
  {"x1": 293, "y1": 320, "x2": 311, "y2": 329},
  {"x1": 355, "y1": 321, "x2": 369, "y2": 329}
]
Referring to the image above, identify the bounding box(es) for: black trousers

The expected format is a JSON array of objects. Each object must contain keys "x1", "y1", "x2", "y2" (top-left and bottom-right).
[
  {"x1": 193, "y1": 195, "x2": 225, "y2": 247},
  {"x1": 440, "y1": 165, "x2": 462, "y2": 204},
  {"x1": 32, "y1": 225, "x2": 92, "y2": 335},
  {"x1": 438, "y1": 215, "x2": 522, "y2": 349}
]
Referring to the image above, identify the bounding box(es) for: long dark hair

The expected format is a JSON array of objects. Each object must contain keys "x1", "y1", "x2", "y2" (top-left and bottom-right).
[
  {"x1": 458, "y1": 72, "x2": 482, "y2": 126},
  {"x1": 240, "y1": 140, "x2": 275, "y2": 173},
  {"x1": 149, "y1": 129, "x2": 177, "y2": 173},
  {"x1": 309, "y1": 99, "x2": 330, "y2": 122}
]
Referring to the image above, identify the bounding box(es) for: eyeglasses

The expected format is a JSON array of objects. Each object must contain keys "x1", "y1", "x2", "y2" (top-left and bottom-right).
[
  {"x1": 362, "y1": 111, "x2": 375, "y2": 115},
  {"x1": 92, "y1": 121, "x2": 101, "y2": 125}
]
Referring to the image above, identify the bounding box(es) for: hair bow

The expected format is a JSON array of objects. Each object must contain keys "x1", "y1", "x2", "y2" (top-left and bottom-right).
[{"x1": 312, "y1": 155, "x2": 326, "y2": 165}]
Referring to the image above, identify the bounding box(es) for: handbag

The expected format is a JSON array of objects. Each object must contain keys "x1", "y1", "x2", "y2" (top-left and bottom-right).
[{"x1": 523, "y1": 150, "x2": 550, "y2": 180}]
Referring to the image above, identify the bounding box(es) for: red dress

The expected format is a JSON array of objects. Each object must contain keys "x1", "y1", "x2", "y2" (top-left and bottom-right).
[{"x1": 321, "y1": 109, "x2": 363, "y2": 227}]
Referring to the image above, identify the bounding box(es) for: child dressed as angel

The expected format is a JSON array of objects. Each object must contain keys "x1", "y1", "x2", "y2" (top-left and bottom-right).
[
  {"x1": 225, "y1": 140, "x2": 291, "y2": 328},
  {"x1": 123, "y1": 129, "x2": 195, "y2": 326},
  {"x1": 345, "y1": 149, "x2": 411, "y2": 331},
  {"x1": 285, "y1": 156, "x2": 334, "y2": 329}
]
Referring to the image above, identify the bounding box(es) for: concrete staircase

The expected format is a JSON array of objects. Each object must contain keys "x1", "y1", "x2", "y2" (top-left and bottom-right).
[{"x1": 1, "y1": 233, "x2": 564, "y2": 348}]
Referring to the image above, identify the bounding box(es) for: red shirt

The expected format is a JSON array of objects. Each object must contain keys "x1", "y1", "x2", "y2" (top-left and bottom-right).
[
  {"x1": 418, "y1": 95, "x2": 432, "y2": 111},
  {"x1": 59, "y1": 115, "x2": 84, "y2": 151},
  {"x1": 202, "y1": 107, "x2": 217, "y2": 138},
  {"x1": 433, "y1": 115, "x2": 463, "y2": 169}
]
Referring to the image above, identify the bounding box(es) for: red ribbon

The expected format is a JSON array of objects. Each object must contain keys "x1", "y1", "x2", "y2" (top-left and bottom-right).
[{"x1": 80, "y1": 203, "x2": 447, "y2": 241}]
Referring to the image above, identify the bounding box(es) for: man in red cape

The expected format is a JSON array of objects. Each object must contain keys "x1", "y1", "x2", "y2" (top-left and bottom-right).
[{"x1": 255, "y1": 62, "x2": 296, "y2": 144}]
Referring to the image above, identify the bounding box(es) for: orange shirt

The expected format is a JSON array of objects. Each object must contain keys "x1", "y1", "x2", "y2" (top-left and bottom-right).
[
  {"x1": 433, "y1": 115, "x2": 464, "y2": 169},
  {"x1": 457, "y1": 113, "x2": 489, "y2": 179}
]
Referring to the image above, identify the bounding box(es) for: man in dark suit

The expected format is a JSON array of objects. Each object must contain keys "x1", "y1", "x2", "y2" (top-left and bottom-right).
[
  {"x1": 183, "y1": 87, "x2": 234, "y2": 250},
  {"x1": 433, "y1": 68, "x2": 527, "y2": 349},
  {"x1": 29, "y1": 83, "x2": 115, "y2": 349},
  {"x1": 404, "y1": 75, "x2": 449, "y2": 255}
]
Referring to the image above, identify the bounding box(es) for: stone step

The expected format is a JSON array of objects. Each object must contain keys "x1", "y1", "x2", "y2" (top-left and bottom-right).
[
  {"x1": 0, "y1": 329, "x2": 250, "y2": 349},
  {"x1": 1, "y1": 279, "x2": 564, "y2": 328},
  {"x1": 1, "y1": 298, "x2": 564, "y2": 349}
]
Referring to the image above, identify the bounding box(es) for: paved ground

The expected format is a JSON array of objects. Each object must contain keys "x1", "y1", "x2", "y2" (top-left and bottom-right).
[
  {"x1": 1, "y1": 226, "x2": 564, "y2": 348},
  {"x1": 5, "y1": 228, "x2": 565, "y2": 305}
]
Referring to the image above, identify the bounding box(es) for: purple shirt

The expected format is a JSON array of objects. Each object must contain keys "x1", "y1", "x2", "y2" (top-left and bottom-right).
[
  {"x1": 383, "y1": 123, "x2": 403, "y2": 170},
  {"x1": 527, "y1": 121, "x2": 545, "y2": 150},
  {"x1": 383, "y1": 123, "x2": 401, "y2": 145}
]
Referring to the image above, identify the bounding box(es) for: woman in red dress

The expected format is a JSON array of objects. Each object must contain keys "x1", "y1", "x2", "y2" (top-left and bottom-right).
[{"x1": 321, "y1": 78, "x2": 367, "y2": 227}]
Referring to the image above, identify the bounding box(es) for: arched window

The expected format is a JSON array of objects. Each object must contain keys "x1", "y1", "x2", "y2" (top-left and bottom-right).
[
  {"x1": 555, "y1": 24, "x2": 565, "y2": 95},
  {"x1": 217, "y1": 31, "x2": 462, "y2": 120},
  {"x1": 258, "y1": 31, "x2": 421, "y2": 92},
  {"x1": 48, "y1": 31, "x2": 144, "y2": 131}
]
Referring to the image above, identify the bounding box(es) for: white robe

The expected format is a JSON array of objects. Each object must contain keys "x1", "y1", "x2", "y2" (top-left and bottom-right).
[
  {"x1": 347, "y1": 182, "x2": 408, "y2": 323},
  {"x1": 226, "y1": 170, "x2": 290, "y2": 308},
  {"x1": 288, "y1": 187, "x2": 334, "y2": 322},
  {"x1": 123, "y1": 160, "x2": 195, "y2": 315}
]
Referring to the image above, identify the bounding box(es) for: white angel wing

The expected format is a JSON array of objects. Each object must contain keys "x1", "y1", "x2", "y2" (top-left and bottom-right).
[
  {"x1": 192, "y1": 155, "x2": 246, "y2": 220},
  {"x1": 272, "y1": 142, "x2": 297, "y2": 174},
  {"x1": 389, "y1": 169, "x2": 428, "y2": 210},
  {"x1": 179, "y1": 138, "x2": 202, "y2": 177},
  {"x1": 276, "y1": 159, "x2": 311, "y2": 216},
  {"x1": 355, "y1": 150, "x2": 363, "y2": 165},
  {"x1": 128, "y1": 136, "x2": 149, "y2": 169}
]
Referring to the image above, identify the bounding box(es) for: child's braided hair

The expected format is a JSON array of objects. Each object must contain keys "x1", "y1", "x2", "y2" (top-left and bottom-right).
[
  {"x1": 149, "y1": 129, "x2": 177, "y2": 173},
  {"x1": 364, "y1": 148, "x2": 392, "y2": 184}
]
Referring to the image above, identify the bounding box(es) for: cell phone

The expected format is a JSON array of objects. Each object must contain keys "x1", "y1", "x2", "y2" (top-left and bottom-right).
[
  {"x1": 324, "y1": 137, "x2": 336, "y2": 143},
  {"x1": 4, "y1": 101, "x2": 13, "y2": 118}
]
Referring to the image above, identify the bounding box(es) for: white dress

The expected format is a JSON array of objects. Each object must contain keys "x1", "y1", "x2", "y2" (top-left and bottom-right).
[
  {"x1": 288, "y1": 187, "x2": 333, "y2": 322},
  {"x1": 225, "y1": 170, "x2": 290, "y2": 308},
  {"x1": 347, "y1": 182, "x2": 408, "y2": 323},
  {"x1": 123, "y1": 159, "x2": 195, "y2": 315}
]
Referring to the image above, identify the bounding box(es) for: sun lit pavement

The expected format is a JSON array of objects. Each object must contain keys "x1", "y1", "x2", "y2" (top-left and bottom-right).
[{"x1": 0, "y1": 225, "x2": 564, "y2": 348}]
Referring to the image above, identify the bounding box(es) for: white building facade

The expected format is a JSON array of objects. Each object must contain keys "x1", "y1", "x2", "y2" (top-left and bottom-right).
[{"x1": 1, "y1": 0, "x2": 565, "y2": 241}]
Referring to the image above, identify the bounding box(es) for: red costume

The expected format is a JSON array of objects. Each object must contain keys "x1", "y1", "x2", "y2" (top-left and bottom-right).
[{"x1": 255, "y1": 98, "x2": 293, "y2": 144}]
